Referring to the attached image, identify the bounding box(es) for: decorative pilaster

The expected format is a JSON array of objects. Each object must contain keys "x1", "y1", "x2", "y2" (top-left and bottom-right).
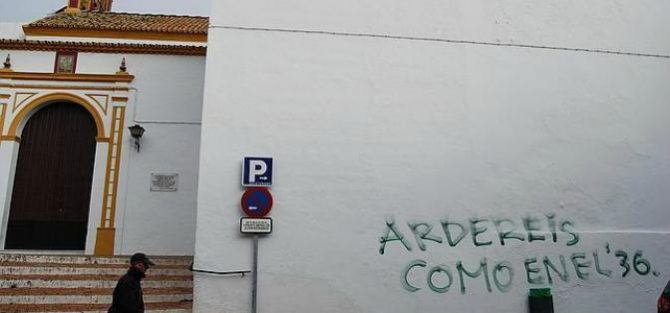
[
  {"x1": 0, "y1": 103, "x2": 6, "y2": 148},
  {"x1": 93, "y1": 105, "x2": 125, "y2": 256}
]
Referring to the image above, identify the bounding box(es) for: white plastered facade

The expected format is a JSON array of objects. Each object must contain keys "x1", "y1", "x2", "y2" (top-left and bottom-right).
[{"x1": 194, "y1": 1, "x2": 670, "y2": 312}]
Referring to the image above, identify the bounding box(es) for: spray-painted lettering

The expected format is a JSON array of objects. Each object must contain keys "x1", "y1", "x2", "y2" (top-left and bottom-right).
[{"x1": 380, "y1": 214, "x2": 661, "y2": 295}]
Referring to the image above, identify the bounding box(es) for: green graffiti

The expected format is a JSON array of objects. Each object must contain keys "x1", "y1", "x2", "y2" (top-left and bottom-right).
[
  {"x1": 379, "y1": 217, "x2": 413, "y2": 255},
  {"x1": 560, "y1": 221, "x2": 579, "y2": 246},
  {"x1": 401, "y1": 260, "x2": 426, "y2": 292},
  {"x1": 614, "y1": 250, "x2": 630, "y2": 277},
  {"x1": 427, "y1": 265, "x2": 453, "y2": 293},
  {"x1": 523, "y1": 217, "x2": 546, "y2": 242},
  {"x1": 633, "y1": 251, "x2": 651, "y2": 276},
  {"x1": 470, "y1": 218, "x2": 492, "y2": 247},
  {"x1": 546, "y1": 213, "x2": 558, "y2": 243},
  {"x1": 440, "y1": 219, "x2": 468, "y2": 247},
  {"x1": 571, "y1": 252, "x2": 591, "y2": 280},
  {"x1": 593, "y1": 251, "x2": 612, "y2": 277},
  {"x1": 493, "y1": 218, "x2": 525, "y2": 246},
  {"x1": 381, "y1": 214, "x2": 580, "y2": 250},
  {"x1": 612, "y1": 250, "x2": 654, "y2": 277},
  {"x1": 543, "y1": 255, "x2": 569, "y2": 284},
  {"x1": 492, "y1": 261, "x2": 514, "y2": 292},
  {"x1": 408, "y1": 222, "x2": 443, "y2": 251},
  {"x1": 395, "y1": 248, "x2": 658, "y2": 295},
  {"x1": 456, "y1": 259, "x2": 492, "y2": 294},
  {"x1": 524, "y1": 258, "x2": 544, "y2": 285}
]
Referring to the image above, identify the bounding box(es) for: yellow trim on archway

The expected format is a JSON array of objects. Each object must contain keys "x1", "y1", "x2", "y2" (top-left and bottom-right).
[
  {"x1": 94, "y1": 106, "x2": 126, "y2": 256},
  {"x1": 0, "y1": 104, "x2": 6, "y2": 148},
  {"x1": 7, "y1": 93, "x2": 106, "y2": 139}
]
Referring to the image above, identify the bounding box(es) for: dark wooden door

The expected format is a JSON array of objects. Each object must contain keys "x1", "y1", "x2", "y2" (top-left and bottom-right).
[{"x1": 5, "y1": 102, "x2": 97, "y2": 250}]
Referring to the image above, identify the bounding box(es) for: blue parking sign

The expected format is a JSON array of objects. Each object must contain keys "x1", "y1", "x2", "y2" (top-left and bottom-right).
[{"x1": 242, "y1": 157, "x2": 273, "y2": 187}]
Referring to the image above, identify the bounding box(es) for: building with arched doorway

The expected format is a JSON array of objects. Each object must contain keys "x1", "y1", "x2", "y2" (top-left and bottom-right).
[
  {"x1": 0, "y1": 0, "x2": 207, "y2": 257},
  {"x1": 2, "y1": 0, "x2": 670, "y2": 312}
]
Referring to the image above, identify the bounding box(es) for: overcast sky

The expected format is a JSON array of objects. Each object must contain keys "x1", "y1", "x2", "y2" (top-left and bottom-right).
[{"x1": 0, "y1": 0, "x2": 211, "y2": 23}]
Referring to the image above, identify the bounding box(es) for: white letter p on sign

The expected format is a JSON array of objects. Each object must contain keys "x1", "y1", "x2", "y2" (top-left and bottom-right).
[{"x1": 248, "y1": 160, "x2": 267, "y2": 183}]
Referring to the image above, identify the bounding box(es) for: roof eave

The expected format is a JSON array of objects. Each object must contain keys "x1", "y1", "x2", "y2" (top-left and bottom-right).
[{"x1": 22, "y1": 26, "x2": 208, "y2": 43}]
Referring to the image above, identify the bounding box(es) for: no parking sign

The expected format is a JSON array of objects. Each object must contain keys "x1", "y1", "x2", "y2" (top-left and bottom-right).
[{"x1": 241, "y1": 187, "x2": 273, "y2": 217}]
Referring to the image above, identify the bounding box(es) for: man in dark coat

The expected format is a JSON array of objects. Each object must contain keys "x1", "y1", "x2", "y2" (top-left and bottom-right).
[{"x1": 108, "y1": 253, "x2": 155, "y2": 313}]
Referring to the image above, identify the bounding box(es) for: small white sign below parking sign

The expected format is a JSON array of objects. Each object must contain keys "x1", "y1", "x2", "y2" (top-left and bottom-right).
[{"x1": 240, "y1": 217, "x2": 273, "y2": 234}]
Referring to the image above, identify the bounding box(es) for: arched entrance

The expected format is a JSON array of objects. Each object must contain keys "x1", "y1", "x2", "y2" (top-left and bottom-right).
[{"x1": 5, "y1": 102, "x2": 97, "y2": 250}]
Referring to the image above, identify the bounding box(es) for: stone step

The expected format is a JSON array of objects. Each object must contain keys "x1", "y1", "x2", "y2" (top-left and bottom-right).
[
  {"x1": 0, "y1": 274, "x2": 192, "y2": 282},
  {"x1": 0, "y1": 279, "x2": 192, "y2": 289},
  {"x1": 0, "y1": 254, "x2": 194, "y2": 312},
  {"x1": 0, "y1": 291, "x2": 192, "y2": 304},
  {"x1": 0, "y1": 287, "x2": 192, "y2": 296},
  {"x1": 0, "y1": 266, "x2": 192, "y2": 276},
  {"x1": 0, "y1": 254, "x2": 193, "y2": 266},
  {"x1": 0, "y1": 261, "x2": 188, "y2": 269},
  {"x1": 0, "y1": 301, "x2": 192, "y2": 312}
]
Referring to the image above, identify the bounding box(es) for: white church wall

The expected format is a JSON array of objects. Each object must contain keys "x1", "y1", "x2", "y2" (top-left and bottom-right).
[
  {"x1": 77, "y1": 53, "x2": 205, "y2": 255},
  {"x1": 195, "y1": 1, "x2": 670, "y2": 312},
  {"x1": 77, "y1": 54, "x2": 205, "y2": 122},
  {"x1": 210, "y1": 0, "x2": 670, "y2": 56},
  {"x1": 84, "y1": 142, "x2": 108, "y2": 255},
  {"x1": 115, "y1": 123, "x2": 201, "y2": 255},
  {"x1": 0, "y1": 50, "x2": 56, "y2": 72}
]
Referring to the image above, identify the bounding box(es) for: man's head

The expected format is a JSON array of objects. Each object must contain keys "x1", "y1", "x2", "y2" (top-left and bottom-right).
[{"x1": 130, "y1": 252, "x2": 155, "y2": 273}]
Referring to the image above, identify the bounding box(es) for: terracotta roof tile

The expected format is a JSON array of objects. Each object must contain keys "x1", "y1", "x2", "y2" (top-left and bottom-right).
[{"x1": 25, "y1": 12, "x2": 209, "y2": 35}]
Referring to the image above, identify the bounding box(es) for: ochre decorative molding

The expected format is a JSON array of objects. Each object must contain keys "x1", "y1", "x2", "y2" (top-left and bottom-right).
[
  {"x1": 0, "y1": 71, "x2": 134, "y2": 83},
  {"x1": 1, "y1": 136, "x2": 21, "y2": 143},
  {"x1": 0, "y1": 39, "x2": 206, "y2": 56},
  {"x1": 0, "y1": 94, "x2": 10, "y2": 100},
  {"x1": 0, "y1": 84, "x2": 129, "y2": 91},
  {"x1": 24, "y1": 27, "x2": 207, "y2": 43},
  {"x1": 12, "y1": 92, "x2": 37, "y2": 112},
  {"x1": 86, "y1": 94, "x2": 109, "y2": 115},
  {"x1": 94, "y1": 227, "x2": 115, "y2": 256},
  {"x1": 8, "y1": 93, "x2": 105, "y2": 139},
  {"x1": 0, "y1": 104, "x2": 6, "y2": 148},
  {"x1": 111, "y1": 97, "x2": 128, "y2": 103},
  {"x1": 94, "y1": 106, "x2": 126, "y2": 256}
]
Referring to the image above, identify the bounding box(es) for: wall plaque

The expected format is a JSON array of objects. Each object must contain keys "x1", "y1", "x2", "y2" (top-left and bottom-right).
[{"x1": 150, "y1": 173, "x2": 179, "y2": 192}]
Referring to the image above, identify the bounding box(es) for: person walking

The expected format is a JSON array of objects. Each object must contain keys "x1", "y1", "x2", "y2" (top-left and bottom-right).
[{"x1": 108, "y1": 253, "x2": 155, "y2": 313}]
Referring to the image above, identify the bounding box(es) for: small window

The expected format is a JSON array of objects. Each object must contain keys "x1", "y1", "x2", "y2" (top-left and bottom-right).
[{"x1": 54, "y1": 51, "x2": 77, "y2": 73}]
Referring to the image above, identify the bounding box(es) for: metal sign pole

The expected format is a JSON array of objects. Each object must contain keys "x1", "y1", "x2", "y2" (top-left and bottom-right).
[{"x1": 252, "y1": 235, "x2": 259, "y2": 313}]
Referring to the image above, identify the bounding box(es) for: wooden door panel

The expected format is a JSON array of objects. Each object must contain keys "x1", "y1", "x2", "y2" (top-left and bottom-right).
[{"x1": 5, "y1": 102, "x2": 97, "y2": 250}]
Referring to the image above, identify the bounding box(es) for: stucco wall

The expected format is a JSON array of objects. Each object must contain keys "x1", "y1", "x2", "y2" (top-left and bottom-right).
[
  {"x1": 79, "y1": 53, "x2": 205, "y2": 255},
  {"x1": 195, "y1": 1, "x2": 670, "y2": 312},
  {"x1": 0, "y1": 47, "x2": 204, "y2": 255}
]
